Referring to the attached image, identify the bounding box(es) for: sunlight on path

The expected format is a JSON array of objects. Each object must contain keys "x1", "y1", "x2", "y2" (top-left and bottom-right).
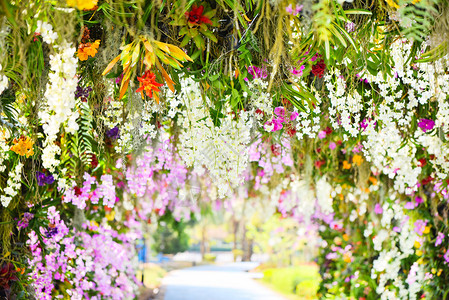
[{"x1": 162, "y1": 262, "x2": 287, "y2": 300}]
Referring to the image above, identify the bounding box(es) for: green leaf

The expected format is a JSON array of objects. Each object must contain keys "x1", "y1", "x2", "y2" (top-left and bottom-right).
[
  {"x1": 193, "y1": 35, "x2": 205, "y2": 50},
  {"x1": 179, "y1": 27, "x2": 188, "y2": 36},
  {"x1": 180, "y1": 35, "x2": 191, "y2": 48},
  {"x1": 203, "y1": 9, "x2": 216, "y2": 19},
  {"x1": 189, "y1": 27, "x2": 198, "y2": 38},
  {"x1": 344, "y1": 9, "x2": 372, "y2": 15},
  {"x1": 202, "y1": 30, "x2": 218, "y2": 43}
]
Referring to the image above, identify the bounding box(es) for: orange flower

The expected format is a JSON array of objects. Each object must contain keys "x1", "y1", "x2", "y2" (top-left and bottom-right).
[
  {"x1": 10, "y1": 136, "x2": 34, "y2": 158},
  {"x1": 77, "y1": 40, "x2": 100, "y2": 61},
  {"x1": 342, "y1": 160, "x2": 351, "y2": 169},
  {"x1": 343, "y1": 253, "x2": 352, "y2": 263},
  {"x1": 136, "y1": 70, "x2": 163, "y2": 100},
  {"x1": 352, "y1": 154, "x2": 363, "y2": 166}
]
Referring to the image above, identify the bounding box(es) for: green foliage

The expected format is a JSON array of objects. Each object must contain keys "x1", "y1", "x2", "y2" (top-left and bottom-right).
[
  {"x1": 151, "y1": 212, "x2": 194, "y2": 254},
  {"x1": 399, "y1": 0, "x2": 439, "y2": 42},
  {"x1": 262, "y1": 265, "x2": 321, "y2": 299},
  {"x1": 60, "y1": 100, "x2": 95, "y2": 177}
]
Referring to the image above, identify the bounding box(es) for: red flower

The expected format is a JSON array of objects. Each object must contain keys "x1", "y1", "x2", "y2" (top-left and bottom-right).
[
  {"x1": 271, "y1": 144, "x2": 281, "y2": 156},
  {"x1": 315, "y1": 160, "x2": 326, "y2": 169},
  {"x1": 312, "y1": 60, "x2": 326, "y2": 78},
  {"x1": 422, "y1": 175, "x2": 433, "y2": 185},
  {"x1": 74, "y1": 186, "x2": 82, "y2": 196},
  {"x1": 417, "y1": 158, "x2": 427, "y2": 167},
  {"x1": 136, "y1": 70, "x2": 163, "y2": 99},
  {"x1": 91, "y1": 154, "x2": 99, "y2": 168},
  {"x1": 0, "y1": 263, "x2": 18, "y2": 290},
  {"x1": 185, "y1": 5, "x2": 212, "y2": 26}
]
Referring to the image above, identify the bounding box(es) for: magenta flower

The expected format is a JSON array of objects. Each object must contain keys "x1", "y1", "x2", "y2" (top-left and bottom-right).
[
  {"x1": 418, "y1": 118, "x2": 435, "y2": 132},
  {"x1": 436, "y1": 232, "x2": 445, "y2": 246},
  {"x1": 290, "y1": 111, "x2": 299, "y2": 120},
  {"x1": 247, "y1": 66, "x2": 267, "y2": 79},
  {"x1": 272, "y1": 119, "x2": 283, "y2": 131},
  {"x1": 329, "y1": 142, "x2": 336, "y2": 150},
  {"x1": 374, "y1": 203, "x2": 383, "y2": 214},
  {"x1": 415, "y1": 196, "x2": 423, "y2": 205},
  {"x1": 291, "y1": 65, "x2": 305, "y2": 77},
  {"x1": 285, "y1": 4, "x2": 293, "y2": 14},
  {"x1": 274, "y1": 106, "x2": 285, "y2": 117},
  {"x1": 318, "y1": 130, "x2": 327, "y2": 139}
]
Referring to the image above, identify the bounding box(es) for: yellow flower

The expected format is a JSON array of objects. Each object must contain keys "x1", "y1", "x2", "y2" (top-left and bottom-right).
[
  {"x1": 416, "y1": 250, "x2": 423, "y2": 256},
  {"x1": 423, "y1": 226, "x2": 431, "y2": 234},
  {"x1": 10, "y1": 136, "x2": 34, "y2": 158},
  {"x1": 414, "y1": 241, "x2": 421, "y2": 248},
  {"x1": 343, "y1": 253, "x2": 352, "y2": 263},
  {"x1": 343, "y1": 234, "x2": 349, "y2": 241},
  {"x1": 106, "y1": 210, "x2": 115, "y2": 221},
  {"x1": 352, "y1": 154, "x2": 363, "y2": 166},
  {"x1": 67, "y1": 0, "x2": 98, "y2": 10},
  {"x1": 432, "y1": 268, "x2": 437, "y2": 274},
  {"x1": 417, "y1": 257, "x2": 425, "y2": 264},
  {"x1": 343, "y1": 160, "x2": 351, "y2": 169},
  {"x1": 437, "y1": 269, "x2": 443, "y2": 276},
  {"x1": 386, "y1": 0, "x2": 400, "y2": 9}
]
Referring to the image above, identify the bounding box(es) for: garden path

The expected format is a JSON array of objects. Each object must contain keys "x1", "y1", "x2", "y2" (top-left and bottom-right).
[{"x1": 161, "y1": 262, "x2": 287, "y2": 300}]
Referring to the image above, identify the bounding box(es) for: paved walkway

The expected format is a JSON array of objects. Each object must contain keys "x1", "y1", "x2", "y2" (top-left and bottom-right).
[{"x1": 161, "y1": 262, "x2": 286, "y2": 300}]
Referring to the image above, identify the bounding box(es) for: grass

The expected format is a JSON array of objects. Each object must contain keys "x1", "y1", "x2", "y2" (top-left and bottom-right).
[{"x1": 259, "y1": 263, "x2": 320, "y2": 300}]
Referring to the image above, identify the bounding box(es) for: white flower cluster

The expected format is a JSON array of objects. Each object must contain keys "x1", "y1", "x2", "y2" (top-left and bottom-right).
[
  {"x1": 139, "y1": 101, "x2": 157, "y2": 138},
  {"x1": 325, "y1": 40, "x2": 449, "y2": 194},
  {"x1": 0, "y1": 162, "x2": 23, "y2": 207},
  {"x1": 103, "y1": 96, "x2": 123, "y2": 129},
  {"x1": 175, "y1": 77, "x2": 253, "y2": 198},
  {"x1": 316, "y1": 176, "x2": 333, "y2": 214},
  {"x1": 415, "y1": 130, "x2": 449, "y2": 179},
  {"x1": 0, "y1": 64, "x2": 8, "y2": 95},
  {"x1": 103, "y1": 83, "x2": 157, "y2": 154},
  {"x1": 370, "y1": 198, "x2": 421, "y2": 300},
  {"x1": 325, "y1": 69, "x2": 365, "y2": 138},
  {"x1": 0, "y1": 20, "x2": 10, "y2": 95},
  {"x1": 247, "y1": 78, "x2": 273, "y2": 116},
  {"x1": 35, "y1": 20, "x2": 58, "y2": 44},
  {"x1": 0, "y1": 129, "x2": 10, "y2": 173},
  {"x1": 36, "y1": 22, "x2": 79, "y2": 172}
]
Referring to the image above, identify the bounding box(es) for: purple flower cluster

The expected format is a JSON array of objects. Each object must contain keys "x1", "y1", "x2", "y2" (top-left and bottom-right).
[
  {"x1": 18, "y1": 212, "x2": 34, "y2": 230},
  {"x1": 418, "y1": 118, "x2": 435, "y2": 132},
  {"x1": 436, "y1": 232, "x2": 445, "y2": 246},
  {"x1": 75, "y1": 85, "x2": 92, "y2": 100},
  {"x1": 414, "y1": 219, "x2": 428, "y2": 236},
  {"x1": 106, "y1": 126, "x2": 120, "y2": 140},
  {"x1": 63, "y1": 172, "x2": 117, "y2": 209},
  {"x1": 36, "y1": 171, "x2": 54, "y2": 186},
  {"x1": 27, "y1": 207, "x2": 139, "y2": 299}
]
